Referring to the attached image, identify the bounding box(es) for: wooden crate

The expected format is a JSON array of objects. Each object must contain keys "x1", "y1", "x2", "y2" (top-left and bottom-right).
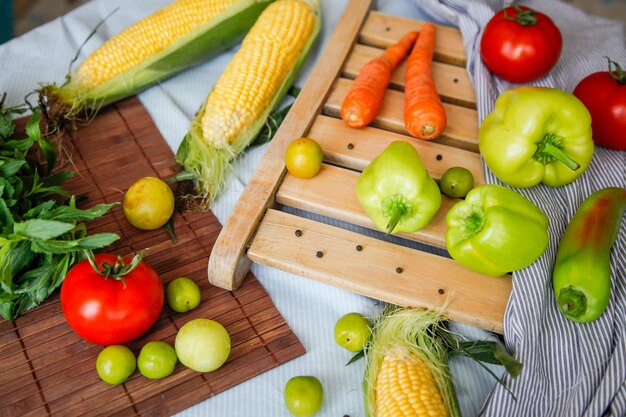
[{"x1": 207, "y1": 0, "x2": 512, "y2": 334}]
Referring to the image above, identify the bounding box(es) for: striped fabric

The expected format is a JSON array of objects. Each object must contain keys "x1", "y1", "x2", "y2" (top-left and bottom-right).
[{"x1": 416, "y1": 0, "x2": 626, "y2": 416}]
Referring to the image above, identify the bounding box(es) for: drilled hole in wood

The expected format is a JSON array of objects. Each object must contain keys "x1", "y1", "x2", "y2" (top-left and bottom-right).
[
  {"x1": 436, "y1": 154, "x2": 443, "y2": 161},
  {"x1": 453, "y1": 78, "x2": 459, "y2": 83},
  {"x1": 347, "y1": 143, "x2": 354, "y2": 150},
  {"x1": 438, "y1": 288, "x2": 445, "y2": 295},
  {"x1": 295, "y1": 229, "x2": 302, "y2": 237},
  {"x1": 396, "y1": 267, "x2": 403, "y2": 274},
  {"x1": 316, "y1": 251, "x2": 324, "y2": 258},
  {"x1": 356, "y1": 244, "x2": 363, "y2": 251},
  {"x1": 385, "y1": 27, "x2": 390, "y2": 31}
]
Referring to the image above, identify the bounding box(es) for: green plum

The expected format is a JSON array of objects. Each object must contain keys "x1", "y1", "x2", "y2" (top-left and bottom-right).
[
  {"x1": 175, "y1": 318, "x2": 230, "y2": 372},
  {"x1": 96, "y1": 345, "x2": 136, "y2": 385},
  {"x1": 137, "y1": 341, "x2": 178, "y2": 379},
  {"x1": 333, "y1": 312, "x2": 371, "y2": 352},
  {"x1": 284, "y1": 376, "x2": 324, "y2": 417},
  {"x1": 439, "y1": 166, "x2": 474, "y2": 199},
  {"x1": 167, "y1": 277, "x2": 201, "y2": 313}
]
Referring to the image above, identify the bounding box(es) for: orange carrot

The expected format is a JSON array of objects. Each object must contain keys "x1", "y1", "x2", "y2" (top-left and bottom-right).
[
  {"x1": 341, "y1": 31, "x2": 418, "y2": 128},
  {"x1": 404, "y1": 23, "x2": 446, "y2": 140}
]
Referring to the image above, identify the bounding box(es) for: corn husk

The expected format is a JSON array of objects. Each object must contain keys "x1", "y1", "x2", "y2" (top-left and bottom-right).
[{"x1": 39, "y1": 0, "x2": 274, "y2": 134}]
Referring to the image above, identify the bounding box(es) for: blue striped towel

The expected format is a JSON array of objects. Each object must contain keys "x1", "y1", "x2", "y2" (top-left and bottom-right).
[{"x1": 415, "y1": 0, "x2": 626, "y2": 416}]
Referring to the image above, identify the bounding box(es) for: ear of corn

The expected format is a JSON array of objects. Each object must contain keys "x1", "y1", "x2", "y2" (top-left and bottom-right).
[
  {"x1": 40, "y1": 0, "x2": 275, "y2": 132},
  {"x1": 364, "y1": 307, "x2": 461, "y2": 417},
  {"x1": 176, "y1": 0, "x2": 321, "y2": 209}
]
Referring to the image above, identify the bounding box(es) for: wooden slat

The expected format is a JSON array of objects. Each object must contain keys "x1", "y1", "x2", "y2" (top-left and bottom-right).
[
  {"x1": 207, "y1": 0, "x2": 375, "y2": 290},
  {"x1": 277, "y1": 163, "x2": 457, "y2": 248},
  {"x1": 342, "y1": 43, "x2": 476, "y2": 108},
  {"x1": 325, "y1": 77, "x2": 480, "y2": 152},
  {"x1": 248, "y1": 210, "x2": 510, "y2": 333},
  {"x1": 360, "y1": 11, "x2": 466, "y2": 66},
  {"x1": 307, "y1": 114, "x2": 484, "y2": 182}
]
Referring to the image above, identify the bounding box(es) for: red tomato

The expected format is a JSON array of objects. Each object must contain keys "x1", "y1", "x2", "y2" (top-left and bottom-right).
[
  {"x1": 480, "y1": 5, "x2": 562, "y2": 83},
  {"x1": 573, "y1": 60, "x2": 626, "y2": 150},
  {"x1": 61, "y1": 254, "x2": 164, "y2": 345}
]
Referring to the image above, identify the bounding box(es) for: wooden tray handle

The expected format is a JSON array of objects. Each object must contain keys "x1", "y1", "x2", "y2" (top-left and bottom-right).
[{"x1": 207, "y1": 0, "x2": 375, "y2": 290}]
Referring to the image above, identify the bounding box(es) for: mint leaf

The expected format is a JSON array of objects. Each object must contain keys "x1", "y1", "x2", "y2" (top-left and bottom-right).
[
  {"x1": 0, "y1": 159, "x2": 26, "y2": 177},
  {"x1": 13, "y1": 219, "x2": 74, "y2": 240},
  {"x1": 23, "y1": 200, "x2": 56, "y2": 219},
  {"x1": 0, "y1": 110, "x2": 14, "y2": 139},
  {"x1": 25, "y1": 112, "x2": 41, "y2": 142},
  {"x1": 0, "y1": 244, "x2": 13, "y2": 293},
  {"x1": 31, "y1": 233, "x2": 119, "y2": 254},
  {"x1": 43, "y1": 203, "x2": 117, "y2": 222}
]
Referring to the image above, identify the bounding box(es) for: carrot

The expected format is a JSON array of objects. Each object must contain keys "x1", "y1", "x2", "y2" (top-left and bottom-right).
[
  {"x1": 404, "y1": 23, "x2": 447, "y2": 140},
  {"x1": 341, "y1": 31, "x2": 418, "y2": 128}
]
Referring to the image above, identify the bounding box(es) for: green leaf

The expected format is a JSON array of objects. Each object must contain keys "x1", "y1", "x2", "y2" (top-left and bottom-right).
[
  {"x1": 23, "y1": 200, "x2": 56, "y2": 219},
  {"x1": 42, "y1": 171, "x2": 75, "y2": 186},
  {"x1": 450, "y1": 340, "x2": 522, "y2": 377},
  {"x1": 0, "y1": 301, "x2": 16, "y2": 320},
  {"x1": 0, "y1": 243, "x2": 13, "y2": 294},
  {"x1": 14, "y1": 263, "x2": 56, "y2": 296},
  {"x1": 12, "y1": 290, "x2": 40, "y2": 316},
  {"x1": 25, "y1": 112, "x2": 42, "y2": 142},
  {"x1": 0, "y1": 198, "x2": 13, "y2": 228},
  {"x1": 42, "y1": 202, "x2": 117, "y2": 222},
  {"x1": 493, "y1": 344, "x2": 523, "y2": 378},
  {"x1": 0, "y1": 159, "x2": 26, "y2": 177},
  {"x1": 0, "y1": 291, "x2": 18, "y2": 303},
  {"x1": 251, "y1": 102, "x2": 294, "y2": 147},
  {"x1": 346, "y1": 350, "x2": 365, "y2": 366},
  {"x1": 0, "y1": 110, "x2": 15, "y2": 139},
  {"x1": 36, "y1": 185, "x2": 71, "y2": 198},
  {"x1": 47, "y1": 254, "x2": 72, "y2": 293},
  {"x1": 451, "y1": 341, "x2": 506, "y2": 365},
  {"x1": 37, "y1": 138, "x2": 57, "y2": 175},
  {"x1": 13, "y1": 219, "x2": 74, "y2": 240},
  {"x1": 251, "y1": 86, "x2": 300, "y2": 147},
  {"x1": 2, "y1": 138, "x2": 35, "y2": 155},
  {"x1": 30, "y1": 233, "x2": 119, "y2": 254},
  {"x1": 9, "y1": 240, "x2": 34, "y2": 276}
]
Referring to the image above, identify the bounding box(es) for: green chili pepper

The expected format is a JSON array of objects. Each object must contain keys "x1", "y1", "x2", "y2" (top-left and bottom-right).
[
  {"x1": 479, "y1": 87, "x2": 594, "y2": 188},
  {"x1": 445, "y1": 184, "x2": 549, "y2": 277},
  {"x1": 553, "y1": 187, "x2": 626, "y2": 322},
  {"x1": 356, "y1": 141, "x2": 441, "y2": 235}
]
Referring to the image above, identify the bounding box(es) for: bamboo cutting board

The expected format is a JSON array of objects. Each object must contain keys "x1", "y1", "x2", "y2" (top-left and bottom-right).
[
  {"x1": 0, "y1": 97, "x2": 304, "y2": 417},
  {"x1": 208, "y1": 0, "x2": 512, "y2": 334}
]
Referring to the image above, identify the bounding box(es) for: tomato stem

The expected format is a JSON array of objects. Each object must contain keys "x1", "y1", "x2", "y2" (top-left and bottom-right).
[
  {"x1": 503, "y1": 5, "x2": 538, "y2": 26},
  {"x1": 606, "y1": 57, "x2": 626, "y2": 84},
  {"x1": 83, "y1": 249, "x2": 146, "y2": 286}
]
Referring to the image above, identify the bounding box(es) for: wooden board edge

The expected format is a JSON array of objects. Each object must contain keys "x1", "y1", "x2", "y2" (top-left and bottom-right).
[
  {"x1": 207, "y1": 0, "x2": 375, "y2": 290},
  {"x1": 249, "y1": 210, "x2": 509, "y2": 333}
]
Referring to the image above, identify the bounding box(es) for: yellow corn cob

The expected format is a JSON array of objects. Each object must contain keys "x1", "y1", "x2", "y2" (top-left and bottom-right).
[
  {"x1": 375, "y1": 350, "x2": 448, "y2": 417},
  {"x1": 40, "y1": 0, "x2": 274, "y2": 134},
  {"x1": 75, "y1": 0, "x2": 237, "y2": 89},
  {"x1": 364, "y1": 308, "x2": 461, "y2": 417},
  {"x1": 177, "y1": 0, "x2": 320, "y2": 208},
  {"x1": 199, "y1": 0, "x2": 316, "y2": 148}
]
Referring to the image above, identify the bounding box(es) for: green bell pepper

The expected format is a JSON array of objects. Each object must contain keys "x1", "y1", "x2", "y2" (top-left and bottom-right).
[
  {"x1": 553, "y1": 187, "x2": 626, "y2": 322},
  {"x1": 356, "y1": 141, "x2": 441, "y2": 234},
  {"x1": 479, "y1": 87, "x2": 594, "y2": 188},
  {"x1": 446, "y1": 184, "x2": 549, "y2": 277}
]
